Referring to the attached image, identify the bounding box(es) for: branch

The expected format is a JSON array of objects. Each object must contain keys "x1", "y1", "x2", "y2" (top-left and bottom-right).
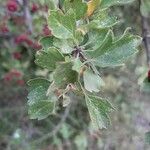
[
  {"x1": 140, "y1": 0, "x2": 150, "y2": 68},
  {"x1": 23, "y1": 0, "x2": 33, "y2": 33}
]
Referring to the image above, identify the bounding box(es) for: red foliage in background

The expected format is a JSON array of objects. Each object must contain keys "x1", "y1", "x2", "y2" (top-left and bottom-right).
[{"x1": 7, "y1": 0, "x2": 18, "y2": 12}]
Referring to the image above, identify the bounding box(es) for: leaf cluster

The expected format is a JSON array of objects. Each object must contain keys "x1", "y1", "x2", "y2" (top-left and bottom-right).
[{"x1": 27, "y1": 0, "x2": 141, "y2": 129}]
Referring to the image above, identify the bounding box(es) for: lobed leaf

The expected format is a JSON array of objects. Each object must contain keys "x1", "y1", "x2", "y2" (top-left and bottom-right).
[
  {"x1": 64, "y1": 0, "x2": 87, "y2": 20},
  {"x1": 84, "y1": 29, "x2": 108, "y2": 50},
  {"x1": 35, "y1": 47, "x2": 64, "y2": 71},
  {"x1": 85, "y1": 94, "x2": 114, "y2": 129},
  {"x1": 83, "y1": 68, "x2": 104, "y2": 92},
  {"x1": 27, "y1": 78, "x2": 51, "y2": 105},
  {"x1": 39, "y1": 36, "x2": 54, "y2": 49},
  {"x1": 28, "y1": 100, "x2": 54, "y2": 120},
  {"x1": 87, "y1": 10, "x2": 119, "y2": 29},
  {"x1": 85, "y1": 30, "x2": 142, "y2": 67},
  {"x1": 72, "y1": 58, "x2": 83, "y2": 73},
  {"x1": 48, "y1": 9, "x2": 76, "y2": 39},
  {"x1": 53, "y1": 38, "x2": 74, "y2": 54},
  {"x1": 27, "y1": 78, "x2": 55, "y2": 120},
  {"x1": 53, "y1": 62, "x2": 78, "y2": 89}
]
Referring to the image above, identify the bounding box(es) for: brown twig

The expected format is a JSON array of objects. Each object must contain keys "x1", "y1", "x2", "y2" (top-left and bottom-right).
[{"x1": 140, "y1": 0, "x2": 150, "y2": 68}]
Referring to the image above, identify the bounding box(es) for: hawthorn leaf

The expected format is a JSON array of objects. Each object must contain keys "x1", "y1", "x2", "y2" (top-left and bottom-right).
[
  {"x1": 27, "y1": 78, "x2": 51, "y2": 105},
  {"x1": 100, "y1": 0, "x2": 135, "y2": 9},
  {"x1": 47, "y1": 0, "x2": 59, "y2": 10},
  {"x1": 48, "y1": 9, "x2": 76, "y2": 39},
  {"x1": 74, "y1": 29, "x2": 84, "y2": 45},
  {"x1": 83, "y1": 69, "x2": 104, "y2": 92},
  {"x1": 84, "y1": 29, "x2": 108, "y2": 50},
  {"x1": 85, "y1": 94, "x2": 114, "y2": 129},
  {"x1": 87, "y1": 10, "x2": 119, "y2": 29},
  {"x1": 39, "y1": 36, "x2": 54, "y2": 49},
  {"x1": 28, "y1": 100, "x2": 54, "y2": 120},
  {"x1": 53, "y1": 62, "x2": 78, "y2": 89},
  {"x1": 35, "y1": 47, "x2": 64, "y2": 71},
  {"x1": 27, "y1": 78, "x2": 50, "y2": 89},
  {"x1": 85, "y1": 31, "x2": 142, "y2": 67},
  {"x1": 72, "y1": 58, "x2": 83, "y2": 73},
  {"x1": 27, "y1": 78, "x2": 55, "y2": 120},
  {"x1": 53, "y1": 38, "x2": 74, "y2": 54},
  {"x1": 64, "y1": 0, "x2": 87, "y2": 20}
]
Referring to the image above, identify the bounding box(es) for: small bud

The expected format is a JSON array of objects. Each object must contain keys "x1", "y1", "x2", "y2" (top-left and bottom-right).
[
  {"x1": 15, "y1": 34, "x2": 28, "y2": 44},
  {"x1": 43, "y1": 25, "x2": 52, "y2": 36},
  {"x1": 31, "y1": 3, "x2": 38, "y2": 13},
  {"x1": 7, "y1": 0, "x2": 18, "y2": 12},
  {"x1": 0, "y1": 25, "x2": 9, "y2": 33}
]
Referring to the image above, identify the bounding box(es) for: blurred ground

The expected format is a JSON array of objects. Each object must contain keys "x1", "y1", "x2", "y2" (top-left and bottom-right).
[{"x1": 1, "y1": 60, "x2": 150, "y2": 150}]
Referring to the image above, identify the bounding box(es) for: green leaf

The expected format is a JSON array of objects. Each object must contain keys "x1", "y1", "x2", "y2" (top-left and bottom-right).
[
  {"x1": 46, "y1": 0, "x2": 59, "y2": 10},
  {"x1": 145, "y1": 131, "x2": 150, "y2": 145},
  {"x1": 85, "y1": 94, "x2": 114, "y2": 129},
  {"x1": 72, "y1": 58, "x2": 83, "y2": 73},
  {"x1": 100, "y1": 0, "x2": 135, "y2": 9},
  {"x1": 53, "y1": 38, "x2": 74, "y2": 54},
  {"x1": 28, "y1": 100, "x2": 54, "y2": 120},
  {"x1": 27, "y1": 78, "x2": 51, "y2": 105},
  {"x1": 48, "y1": 9, "x2": 76, "y2": 39},
  {"x1": 83, "y1": 68, "x2": 104, "y2": 92},
  {"x1": 74, "y1": 29, "x2": 84, "y2": 45},
  {"x1": 85, "y1": 30, "x2": 142, "y2": 67},
  {"x1": 64, "y1": 0, "x2": 87, "y2": 20},
  {"x1": 59, "y1": 0, "x2": 65, "y2": 8},
  {"x1": 27, "y1": 78, "x2": 50, "y2": 89},
  {"x1": 39, "y1": 36, "x2": 54, "y2": 49},
  {"x1": 53, "y1": 62, "x2": 78, "y2": 88},
  {"x1": 87, "y1": 10, "x2": 119, "y2": 29},
  {"x1": 84, "y1": 29, "x2": 108, "y2": 50},
  {"x1": 35, "y1": 47, "x2": 64, "y2": 71},
  {"x1": 27, "y1": 78, "x2": 55, "y2": 120}
]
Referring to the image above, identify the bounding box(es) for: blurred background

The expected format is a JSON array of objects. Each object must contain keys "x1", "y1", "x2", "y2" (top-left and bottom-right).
[{"x1": 0, "y1": 0, "x2": 150, "y2": 150}]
